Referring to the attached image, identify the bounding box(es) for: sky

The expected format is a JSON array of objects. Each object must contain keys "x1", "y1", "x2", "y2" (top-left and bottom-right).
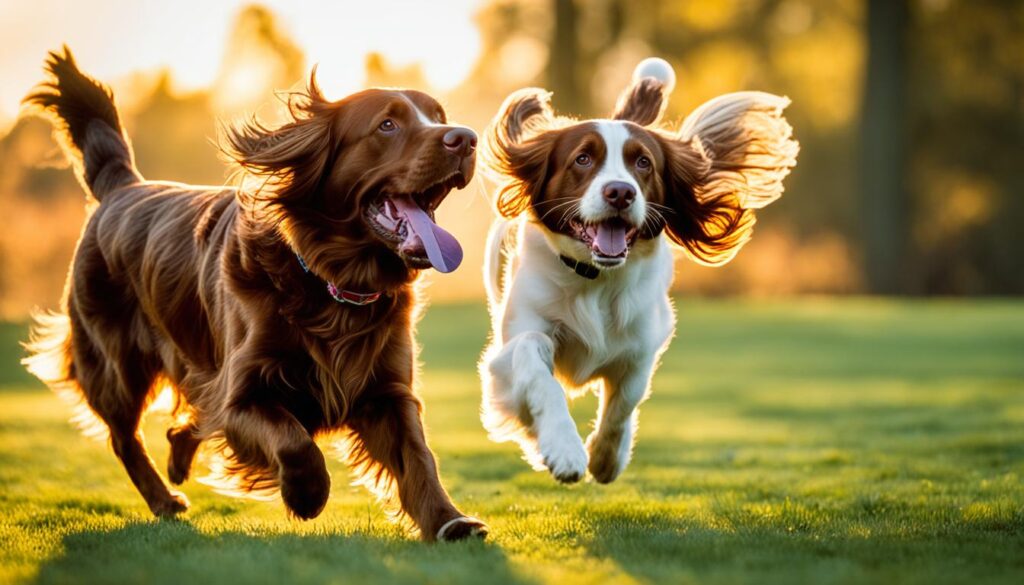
[{"x1": 0, "y1": 0, "x2": 483, "y2": 124}]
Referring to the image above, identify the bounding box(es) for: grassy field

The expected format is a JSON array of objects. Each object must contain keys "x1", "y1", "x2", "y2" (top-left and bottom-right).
[{"x1": 0, "y1": 298, "x2": 1022, "y2": 584}]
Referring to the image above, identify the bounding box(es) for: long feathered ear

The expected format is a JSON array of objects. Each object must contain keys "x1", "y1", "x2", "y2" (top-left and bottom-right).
[
  {"x1": 680, "y1": 91, "x2": 799, "y2": 209},
  {"x1": 657, "y1": 132, "x2": 755, "y2": 266},
  {"x1": 612, "y1": 57, "x2": 676, "y2": 126},
  {"x1": 221, "y1": 67, "x2": 338, "y2": 211},
  {"x1": 481, "y1": 88, "x2": 559, "y2": 218},
  {"x1": 657, "y1": 91, "x2": 798, "y2": 265}
]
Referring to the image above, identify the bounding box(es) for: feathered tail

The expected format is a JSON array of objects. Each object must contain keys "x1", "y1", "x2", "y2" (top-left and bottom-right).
[{"x1": 23, "y1": 46, "x2": 140, "y2": 200}]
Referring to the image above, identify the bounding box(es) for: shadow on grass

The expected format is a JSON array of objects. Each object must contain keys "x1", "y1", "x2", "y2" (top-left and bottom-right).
[
  {"x1": 579, "y1": 509, "x2": 1024, "y2": 585},
  {"x1": 33, "y1": 518, "x2": 535, "y2": 585}
]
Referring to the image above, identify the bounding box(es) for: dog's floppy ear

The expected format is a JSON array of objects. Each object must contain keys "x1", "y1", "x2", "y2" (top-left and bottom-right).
[
  {"x1": 482, "y1": 88, "x2": 559, "y2": 218},
  {"x1": 657, "y1": 91, "x2": 798, "y2": 265},
  {"x1": 612, "y1": 57, "x2": 676, "y2": 126},
  {"x1": 221, "y1": 67, "x2": 338, "y2": 209},
  {"x1": 681, "y1": 91, "x2": 799, "y2": 209},
  {"x1": 656, "y1": 133, "x2": 754, "y2": 265}
]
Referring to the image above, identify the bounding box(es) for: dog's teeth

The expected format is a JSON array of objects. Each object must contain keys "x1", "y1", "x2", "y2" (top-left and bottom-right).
[{"x1": 376, "y1": 211, "x2": 397, "y2": 231}]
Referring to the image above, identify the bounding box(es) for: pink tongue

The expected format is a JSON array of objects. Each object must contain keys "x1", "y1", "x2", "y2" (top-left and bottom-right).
[
  {"x1": 391, "y1": 195, "x2": 464, "y2": 273},
  {"x1": 594, "y1": 223, "x2": 628, "y2": 256}
]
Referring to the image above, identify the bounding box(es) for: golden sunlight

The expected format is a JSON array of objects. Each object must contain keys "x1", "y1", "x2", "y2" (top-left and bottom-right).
[{"x1": 0, "y1": 0, "x2": 483, "y2": 121}]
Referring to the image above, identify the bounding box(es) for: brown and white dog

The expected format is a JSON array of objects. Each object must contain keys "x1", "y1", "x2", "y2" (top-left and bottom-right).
[
  {"x1": 479, "y1": 59, "x2": 798, "y2": 483},
  {"x1": 23, "y1": 48, "x2": 486, "y2": 541}
]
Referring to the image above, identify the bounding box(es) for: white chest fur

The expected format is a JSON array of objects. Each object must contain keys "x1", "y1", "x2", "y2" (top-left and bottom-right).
[
  {"x1": 481, "y1": 220, "x2": 678, "y2": 483},
  {"x1": 503, "y1": 223, "x2": 675, "y2": 387}
]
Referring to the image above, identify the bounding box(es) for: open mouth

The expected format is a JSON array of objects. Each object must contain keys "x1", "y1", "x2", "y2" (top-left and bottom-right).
[
  {"x1": 568, "y1": 216, "x2": 640, "y2": 266},
  {"x1": 365, "y1": 172, "x2": 466, "y2": 272}
]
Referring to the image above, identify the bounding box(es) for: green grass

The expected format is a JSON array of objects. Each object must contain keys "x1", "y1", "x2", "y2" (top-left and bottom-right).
[{"x1": 1, "y1": 298, "x2": 1023, "y2": 584}]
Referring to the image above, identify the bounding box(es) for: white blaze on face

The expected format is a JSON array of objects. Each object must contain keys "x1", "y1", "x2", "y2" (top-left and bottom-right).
[
  {"x1": 414, "y1": 106, "x2": 442, "y2": 127},
  {"x1": 578, "y1": 121, "x2": 646, "y2": 227},
  {"x1": 406, "y1": 97, "x2": 474, "y2": 138},
  {"x1": 404, "y1": 96, "x2": 443, "y2": 128}
]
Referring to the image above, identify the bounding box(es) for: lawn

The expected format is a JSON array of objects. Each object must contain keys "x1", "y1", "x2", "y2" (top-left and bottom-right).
[{"x1": 0, "y1": 298, "x2": 1022, "y2": 584}]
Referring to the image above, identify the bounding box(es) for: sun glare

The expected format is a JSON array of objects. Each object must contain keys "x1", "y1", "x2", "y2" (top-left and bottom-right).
[
  {"x1": 217, "y1": 63, "x2": 274, "y2": 110},
  {"x1": 0, "y1": 0, "x2": 484, "y2": 121},
  {"x1": 266, "y1": 0, "x2": 484, "y2": 99}
]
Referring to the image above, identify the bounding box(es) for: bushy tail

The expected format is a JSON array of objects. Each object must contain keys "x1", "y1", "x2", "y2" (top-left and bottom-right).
[{"x1": 23, "y1": 47, "x2": 140, "y2": 200}]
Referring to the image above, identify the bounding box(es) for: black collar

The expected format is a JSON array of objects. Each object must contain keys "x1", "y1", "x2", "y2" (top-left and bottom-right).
[{"x1": 559, "y1": 254, "x2": 600, "y2": 280}]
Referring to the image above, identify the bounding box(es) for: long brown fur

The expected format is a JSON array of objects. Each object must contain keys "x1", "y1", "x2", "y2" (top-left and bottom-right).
[{"x1": 22, "y1": 47, "x2": 486, "y2": 541}]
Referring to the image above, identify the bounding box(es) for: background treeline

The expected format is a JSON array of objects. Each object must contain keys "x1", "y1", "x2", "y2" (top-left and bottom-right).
[{"x1": 0, "y1": 0, "x2": 1020, "y2": 316}]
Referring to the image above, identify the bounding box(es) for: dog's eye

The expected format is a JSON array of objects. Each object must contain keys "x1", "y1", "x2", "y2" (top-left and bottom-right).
[
  {"x1": 575, "y1": 153, "x2": 592, "y2": 167},
  {"x1": 636, "y1": 156, "x2": 651, "y2": 170},
  {"x1": 378, "y1": 119, "x2": 398, "y2": 133}
]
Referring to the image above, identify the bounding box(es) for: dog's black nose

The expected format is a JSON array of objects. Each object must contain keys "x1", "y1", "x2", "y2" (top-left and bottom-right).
[
  {"x1": 443, "y1": 127, "x2": 477, "y2": 157},
  {"x1": 602, "y1": 181, "x2": 636, "y2": 210}
]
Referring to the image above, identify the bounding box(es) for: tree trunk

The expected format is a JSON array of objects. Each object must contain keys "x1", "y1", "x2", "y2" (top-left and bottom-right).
[
  {"x1": 548, "y1": 0, "x2": 586, "y2": 113},
  {"x1": 860, "y1": 0, "x2": 910, "y2": 294}
]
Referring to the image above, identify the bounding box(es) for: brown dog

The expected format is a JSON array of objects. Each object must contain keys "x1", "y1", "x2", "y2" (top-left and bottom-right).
[{"x1": 23, "y1": 48, "x2": 487, "y2": 541}]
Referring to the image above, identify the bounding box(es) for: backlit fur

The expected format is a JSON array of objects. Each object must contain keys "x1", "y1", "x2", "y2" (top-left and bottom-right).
[
  {"x1": 479, "y1": 60, "x2": 798, "y2": 483},
  {"x1": 22, "y1": 48, "x2": 487, "y2": 541}
]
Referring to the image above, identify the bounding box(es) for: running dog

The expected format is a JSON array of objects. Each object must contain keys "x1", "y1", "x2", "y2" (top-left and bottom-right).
[
  {"x1": 479, "y1": 59, "x2": 798, "y2": 484},
  {"x1": 23, "y1": 48, "x2": 486, "y2": 541}
]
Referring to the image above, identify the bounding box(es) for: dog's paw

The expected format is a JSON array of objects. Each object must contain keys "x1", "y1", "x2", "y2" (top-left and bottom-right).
[
  {"x1": 279, "y1": 446, "x2": 331, "y2": 520},
  {"x1": 436, "y1": 516, "x2": 489, "y2": 542},
  {"x1": 167, "y1": 462, "x2": 188, "y2": 485},
  {"x1": 150, "y1": 490, "x2": 190, "y2": 517},
  {"x1": 585, "y1": 431, "x2": 629, "y2": 484},
  {"x1": 539, "y1": 432, "x2": 588, "y2": 484},
  {"x1": 166, "y1": 426, "x2": 201, "y2": 485},
  {"x1": 167, "y1": 448, "x2": 193, "y2": 485}
]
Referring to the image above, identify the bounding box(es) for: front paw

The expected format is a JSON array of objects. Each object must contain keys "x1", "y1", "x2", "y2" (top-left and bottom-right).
[
  {"x1": 149, "y1": 490, "x2": 190, "y2": 518},
  {"x1": 279, "y1": 445, "x2": 331, "y2": 520},
  {"x1": 538, "y1": 430, "x2": 588, "y2": 484},
  {"x1": 166, "y1": 427, "x2": 198, "y2": 485},
  {"x1": 586, "y1": 431, "x2": 628, "y2": 484}
]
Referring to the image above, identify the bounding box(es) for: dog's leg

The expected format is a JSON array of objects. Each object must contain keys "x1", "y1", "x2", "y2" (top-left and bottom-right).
[
  {"x1": 162, "y1": 356, "x2": 202, "y2": 485},
  {"x1": 109, "y1": 426, "x2": 191, "y2": 517},
  {"x1": 68, "y1": 306, "x2": 189, "y2": 517},
  {"x1": 485, "y1": 331, "x2": 587, "y2": 483},
  {"x1": 83, "y1": 373, "x2": 189, "y2": 517},
  {"x1": 347, "y1": 391, "x2": 487, "y2": 542},
  {"x1": 166, "y1": 420, "x2": 201, "y2": 485},
  {"x1": 586, "y1": 356, "x2": 657, "y2": 483},
  {"x1": 223, "y1": 403, "x2": 330, "y2": 520}
]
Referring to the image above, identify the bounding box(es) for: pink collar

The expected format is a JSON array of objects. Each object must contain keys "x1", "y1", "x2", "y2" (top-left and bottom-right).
[{"x1": 296, "y1": 254, "x2": 383, "y2": 306}]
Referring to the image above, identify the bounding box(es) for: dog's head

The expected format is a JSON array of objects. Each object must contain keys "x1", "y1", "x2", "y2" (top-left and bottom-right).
[
  {"x1": 482, "y1": 58, "x2": 798, "y2": 269},
  {"x1": 224, "y1": 71, "x2": 476, "y2": 286}
]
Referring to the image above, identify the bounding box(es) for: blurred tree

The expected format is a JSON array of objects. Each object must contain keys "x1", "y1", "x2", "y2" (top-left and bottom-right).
[
  {"x1": 0, "y1": 117, "x2": 87, "y2": 316},
  {"x1": 549, "y1": 0, "x2": 585, "y2": 112},
  {"x1": 0, "y1": 3, "x2": 312, "y2": 316},
  {"x1": 213, "y1": 4, "x2": 306, "y2": 116},
  {"x1": 131, "y1": 74, "x2": 224, "y2": 184},
  {"x1": 860, "y1": 0, "x2": 909, "y2": 294},
  {"x1": 2, "y1": 0, "x2": 1022, "y2": 314},
  {"x1": 908, "y1": 0, "x2": 1024, "y2": 295},
  {"x1": 365, "y1": 52, "x2": 429, "y2": 89}
]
